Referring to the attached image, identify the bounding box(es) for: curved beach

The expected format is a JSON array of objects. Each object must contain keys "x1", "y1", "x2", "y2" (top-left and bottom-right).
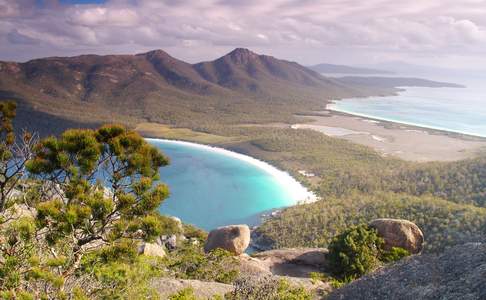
[{"x1": 146, "y1": 138, "x2": 317, "y2": 229}]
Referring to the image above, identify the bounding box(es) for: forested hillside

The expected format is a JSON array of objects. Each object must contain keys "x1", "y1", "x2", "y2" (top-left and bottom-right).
[
  {"x1": 228, "y1": 127, "x2": 486, "y2": 253},
  {"x1": 255, "y1": 192, "x2": 486, "y2": 253}
]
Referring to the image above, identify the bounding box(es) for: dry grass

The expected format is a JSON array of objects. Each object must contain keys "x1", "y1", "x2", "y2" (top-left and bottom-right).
[{"x1": 135, "y1": 122, "x2": 237, "y2": 144}]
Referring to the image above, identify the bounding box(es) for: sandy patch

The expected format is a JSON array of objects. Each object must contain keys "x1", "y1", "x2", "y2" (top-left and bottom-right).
[
  {"x1": 293, "y1": 113, "x2": 486, "y2": 162},
  {"x1": 291, "y1": 124, "x2": 368, "y2": 137}
]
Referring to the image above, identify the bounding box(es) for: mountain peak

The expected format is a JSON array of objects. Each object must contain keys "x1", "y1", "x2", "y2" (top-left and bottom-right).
[
  {"x1": 225, "y1": 48, "x2": 259, "y2": 64},
  {"x1": 137, "y1": 49, "x2": 173, "y2": 59},
  {"x1": 229, "y1": 48, "x2": 256, "y2": 55}
]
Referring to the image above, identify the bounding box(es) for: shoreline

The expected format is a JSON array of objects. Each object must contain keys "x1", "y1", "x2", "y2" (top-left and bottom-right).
[
  {"x1": 293, "y1": 109, "x2": 486, "y2": 162},
  {"x1": 326, "y1": 100, "x2": 486, "y2": 140},
  {"x1": 146, "y1": 138, "x2": 318, "y2": 205}
]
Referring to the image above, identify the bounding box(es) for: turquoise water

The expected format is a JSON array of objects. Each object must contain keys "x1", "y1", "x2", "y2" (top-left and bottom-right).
[
  {"x1": 328, "y1": 74, "x2": 486, "y2": 137},
  {"x1": 148, "y1": 139, "x2": 309, "y2": 230}
]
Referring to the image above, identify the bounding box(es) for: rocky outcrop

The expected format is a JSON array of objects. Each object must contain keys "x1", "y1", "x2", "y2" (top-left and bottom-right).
[
  {"x1": 151, "y1": 278, "x2": 233, "y2": 299},
  {"x1": 236, "y1": 248, "x2": 332, "y2": 297},
  {"x1": 248, "y1": 248, "x2": 328, "y2": 277},
  {"x1": 138, "y1": 242, "x2": 166, "y2": 258},
  {"x1": 204, "y1": 225, "x2": 250, "y2": 255},
  {"x1": 156, "y1": 234, "x2": 178, "y2": 251},
  {"x1": 369, "y1": 218, "x2": 424, "y2": 254},
  {"x1": 327, "y1": 241, "x2": 486, "y2": 300}
]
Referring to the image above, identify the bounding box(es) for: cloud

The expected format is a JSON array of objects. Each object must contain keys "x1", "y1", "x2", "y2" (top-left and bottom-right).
[
  {"x1": 7, "y1": 29, "x2": 40, "y2": 45},
  {"x1": 0, "y1": 0, "x2": 485, "y2": 68}
]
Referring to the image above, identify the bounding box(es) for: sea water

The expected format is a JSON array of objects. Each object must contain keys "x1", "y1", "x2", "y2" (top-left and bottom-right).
[
  {"x1": 328, "y1": 73, "x2": 486, "y2": 138},
  {"x1": 148, "y1": 139, "x2": 313, "y2": 230}
]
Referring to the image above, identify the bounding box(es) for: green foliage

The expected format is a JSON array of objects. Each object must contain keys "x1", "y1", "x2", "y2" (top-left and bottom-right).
[
  {"x1": 256, "y1": 191, "x2": 486, "y2": 253},
  {"x1": 182, "y1": 223, "x2": 208, "y2": 241},
  {"x1": 328, "y1": 277, "x2": 348, "y2": 289},
  {"x1": 0, "y1": 101, "x2": 16, "y2": 147},
  {"x1": 327, "y1": 224, "x2": 384, "y2": 280},
  {"x1": 168, "y1": 288, "x2": 197, "y2": 300},
  {"x1": 230, "y1": 127, "x2": 486, "y2": 210},
  {"x1": 309, "y1": 272, "x2": 326, "y2": 284},
  {"x1": 386, "y1": 158, "x2": 486, "y2": 207},
  {"x1": 308, "y1": 272, "x2": 349, "y2": 289},
  {"x1": 26, "y1": 124, "x2": 170, "y2": 247},
  {"x1": 0, "y1": 117, "x2": 173, "y2": 297},
  {"x1": 164, "y1": 243, "x2": 239, "y2": 284},
  {"x1": 381, "y1": 247, "x2": 410, "y2": 263},
  {"x1": 74, "y1": 241, "x2": 164, "y2": 298}
]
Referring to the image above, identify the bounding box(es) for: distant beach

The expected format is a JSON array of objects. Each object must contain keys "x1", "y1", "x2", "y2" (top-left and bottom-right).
[{"x1": 291, "y1": 112, "x2": 486, "y2": 162}]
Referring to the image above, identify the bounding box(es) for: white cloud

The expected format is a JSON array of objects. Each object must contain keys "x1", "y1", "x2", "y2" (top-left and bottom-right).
[{"x1": 0, "y1": 0, "x2": 485, "y2": 68}]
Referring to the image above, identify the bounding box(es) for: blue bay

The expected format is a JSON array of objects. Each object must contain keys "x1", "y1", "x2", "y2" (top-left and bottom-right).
[{"x1": 149, "y1": 139, "x2": 309, "y2": 231}]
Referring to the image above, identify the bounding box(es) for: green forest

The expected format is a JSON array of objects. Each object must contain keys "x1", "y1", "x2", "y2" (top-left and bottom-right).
[{"x1": 209, "y1": 126, "x2": 486, "y2": 253}]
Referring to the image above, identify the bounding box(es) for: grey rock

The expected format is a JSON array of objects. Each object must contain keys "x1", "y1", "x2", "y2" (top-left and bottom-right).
[
  {"x1": 166, "y1": 234, "x2": 177, "y2": 250},
  {"x1": 151, "y1": 278, "x2": 233, "y2": 299},
  {"x1": 238, "y1": 248, "x2": 328, "y2": 278},
  {"x1": 328, "y1": 241, "x2": 486, "y2": 300}
]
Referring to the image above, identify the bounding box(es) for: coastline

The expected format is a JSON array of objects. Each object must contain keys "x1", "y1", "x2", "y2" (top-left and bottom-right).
[
  {"x1": 327, "y1": 100, "x2": 486, "y2": 140},
  {"x1": 146, "y1": 138, "x2": 318, "y2": 205},
  {"x1": 292, "y1": 108, "x2": 486, "y2": 162}
]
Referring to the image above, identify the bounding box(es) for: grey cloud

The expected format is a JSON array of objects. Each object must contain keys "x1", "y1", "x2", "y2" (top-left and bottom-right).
[{"x1": 7, "y1": 29, "x2": 40, "y2": 45}]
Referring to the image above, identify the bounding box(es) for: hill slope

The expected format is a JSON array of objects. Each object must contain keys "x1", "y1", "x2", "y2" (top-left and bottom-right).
[
  {"x1": 0, "y1": 49, "x2": 356, "y2": 134},
  {"x1": 0, "y1": 48, "x2": 458, "y2": 135}
]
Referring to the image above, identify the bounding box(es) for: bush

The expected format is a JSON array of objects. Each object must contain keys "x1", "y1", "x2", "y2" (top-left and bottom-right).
[
  {"x1": 164, "y1": 243, "x2": 239, "y2": 284},
  {"x1": 327, "y1": 224, "x2": 384, "y2": 280},
  {"x1": 168, "y1": 288, "x2": 197, "y2": 300},
  {"x1": 381, "y1": 247, "x2": 410, "y2": 263},
  {"x1": 327, "y1": 224, "x2": 413, "y2": 281}
]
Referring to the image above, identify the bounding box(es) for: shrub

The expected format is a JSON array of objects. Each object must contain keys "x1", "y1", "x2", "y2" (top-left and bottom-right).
[
  {"x1": 168, "y1": 288, "x2": 197, "y2": 300},
  {"x1": 327, "y1": 224, "x2": 384, "y2": 280},
  {"x1": 164, "y1": 243, "x2": 239, "y2": 284},
  {"x1": 327, "y1": 224, "x2": 413, "y2": 281},
  {"x1": 381, "y1": 247, "x2": 410, "y2": 263}
]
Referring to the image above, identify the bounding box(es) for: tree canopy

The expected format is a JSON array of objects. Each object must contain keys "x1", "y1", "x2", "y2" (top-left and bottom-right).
[{"x1": 0, "y1": 103, "x2": 174, "y2": 298}]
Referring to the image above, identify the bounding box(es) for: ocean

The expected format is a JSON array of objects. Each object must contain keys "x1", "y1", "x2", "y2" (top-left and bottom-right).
[
  {"x1": 148, "y1": 139, "x2": 313, "y2": 231},
  {"x1": 328, "y1": 73, "x2": 486, "y2": 138}
]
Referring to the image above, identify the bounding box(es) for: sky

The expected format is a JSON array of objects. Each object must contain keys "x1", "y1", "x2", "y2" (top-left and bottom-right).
[{"x1": 1, "y1": 0, "x2": 486, "y2": 69}]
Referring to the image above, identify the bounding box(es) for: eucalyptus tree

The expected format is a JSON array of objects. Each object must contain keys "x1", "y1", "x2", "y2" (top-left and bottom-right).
[{"x1": 0, "y1": 103, "x2": 173, "y2": 297}]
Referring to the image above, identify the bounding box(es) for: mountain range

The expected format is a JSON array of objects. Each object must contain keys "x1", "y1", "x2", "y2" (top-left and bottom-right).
[{"x1": 0, "y1": 48, "x2": 459, "y2": 136}]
